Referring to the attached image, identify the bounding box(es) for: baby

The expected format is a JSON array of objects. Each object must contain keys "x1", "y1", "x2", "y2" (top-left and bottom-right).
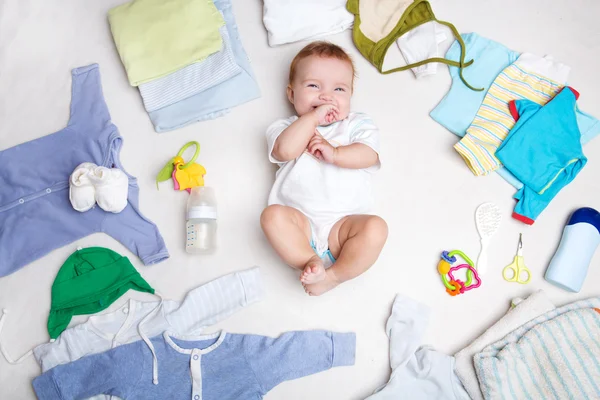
[{"x1": 261, "y1": 42, "x2": 388, "y2": 296}]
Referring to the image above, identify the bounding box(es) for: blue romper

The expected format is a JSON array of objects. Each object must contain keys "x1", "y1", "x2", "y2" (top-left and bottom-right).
[
  {"x1": 0, "y1": 64, "x2": 169, "y2": 277},
  {"x1": 496, "y1": 88, "x2": 587, "y2": 224}
]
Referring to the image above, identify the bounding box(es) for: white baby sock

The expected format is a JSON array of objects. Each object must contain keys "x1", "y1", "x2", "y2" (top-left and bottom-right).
[
  {"x1": 69, "y1": 163, "x2": 97, "y2": 212},
  {"x1": 90, "y1": 166, "x2": 129, "y2": 213}
]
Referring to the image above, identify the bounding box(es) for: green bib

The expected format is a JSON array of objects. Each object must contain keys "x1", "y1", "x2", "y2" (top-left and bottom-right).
[{"x1": 347, "y1": 0, "x2": 482, "y2": 91}]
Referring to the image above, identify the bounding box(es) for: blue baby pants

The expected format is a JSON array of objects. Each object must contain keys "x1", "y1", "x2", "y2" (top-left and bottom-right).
[
  {"x1": 496, "y1": 88, "x2": 587, "y2": 224},
  {"x1": 0, "y1": 64, "x2": 169, "y2": 277},
  {"x1": 430, "y1": 33, "x2": 600, "y2": 189},
  {"x1": 148, "y1": 0, "x2": 261, "y2": 132}
]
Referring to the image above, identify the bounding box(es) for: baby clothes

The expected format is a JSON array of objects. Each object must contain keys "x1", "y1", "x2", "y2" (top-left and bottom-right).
[
  {"x1": 0, "y1": 64, "x2": 168, "y2": 278},
  {"x1": 266, "y1": 113, "x2": 380, "y2": 256},
  {"x1": 475, "y1": 297, "x2": 600, "y2": 400},
  {"x1": 430, "y1": 33, "x2": 519, "y2": 138},
  {"x1": 497, "y1": 88, "x2": 587, "y2": 223},
  {"x1": 262, "y1": 0, "x2": 353, "y2": 46},
  {"x1": 108, "y1": 0, "x2": 224, "y2": 86},
  {"x1": 138, "y1": 24, "x2": 241, "y2": 113},
  {"x1": 47, "y1": 247, "x2": 156, "y2": 340},
  {"x1": 430, "y1": 33, "x2": 600, "y2": 188},
  {"x1": 454, "y1": 53, "x2": 570, "y2": 176},
  {"x1": 311, "y1": 241, "x2": 336, "y2": 268},
  {"x1": 347, "y1": 0, "x2": 479, "y2": 90},
  {"x1": 454, "y1": 291, "x2": 556, "y2": 400},
  {"x1": 33, "y1": 329, "x2": 356, "y2": 399},
  {"x1": 397, "y1": 21, "x2": 447, "y2": 79},
  {"x1": 90, "y1": 166, "x2": 129, "y2": 213},
  {"x1": 69, "y1": 162, "x2": 99, "y2": 212},
  {"x1": 355, "y1": 0, "x2": 413, "y2": 43},
  {"x1": 70, "y1": 163, "x2": 129, "y2": 213},
  {"x1": 31, "y1": 267, "x2": 262, "y2": 374},
  {"x1": 148, "y1": 0, "x2": 260, "y2": 132},
  {"x1": 367, "y1": 294, "x2": 469, "y2": 400}
]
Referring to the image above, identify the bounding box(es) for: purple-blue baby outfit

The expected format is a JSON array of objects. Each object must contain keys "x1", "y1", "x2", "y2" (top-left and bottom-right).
[{"x1": 0, "y1": 64, "x2": 168, "y2": 277}]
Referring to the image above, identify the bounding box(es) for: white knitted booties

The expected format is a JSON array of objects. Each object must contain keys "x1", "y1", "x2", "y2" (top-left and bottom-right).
[
  {"x1": 69, "y1": 163, "x2": 97, "y2": 212},
  {"x1": 90, "y1": 166, "x2": 129, "y2": 213}
]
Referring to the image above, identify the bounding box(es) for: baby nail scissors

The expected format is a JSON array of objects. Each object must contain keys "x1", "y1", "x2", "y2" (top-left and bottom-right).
[{"x1": 502, "y1": 233, "x2": 531, "y2": 284}]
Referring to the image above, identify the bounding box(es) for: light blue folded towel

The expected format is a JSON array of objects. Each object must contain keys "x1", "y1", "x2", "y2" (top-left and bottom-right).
[
  {"x1": 139, "y1": 24, "x2": 242, "y2": 112},
  {"x1": 475, "y1": 297, "x2": 600, "y2": 400}
]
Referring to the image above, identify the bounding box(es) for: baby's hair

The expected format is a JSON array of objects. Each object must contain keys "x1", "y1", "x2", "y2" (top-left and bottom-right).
[{"x1": 288, "y1": 41, "x2": 356, "y2": 85}]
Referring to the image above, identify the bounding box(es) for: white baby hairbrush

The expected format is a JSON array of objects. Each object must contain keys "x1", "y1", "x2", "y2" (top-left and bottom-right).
[{"x1": 475, "y1": 202, "x2": 502, "y2": 275}]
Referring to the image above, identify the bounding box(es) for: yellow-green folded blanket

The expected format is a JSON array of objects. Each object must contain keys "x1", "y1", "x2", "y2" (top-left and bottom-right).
[{"x1": 108, "y1": 0, "x2": 224, "y2": 86}]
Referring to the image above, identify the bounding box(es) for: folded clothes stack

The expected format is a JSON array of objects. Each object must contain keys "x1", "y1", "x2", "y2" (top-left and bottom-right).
[
  {"x1": 108, "y1": 0, "x2": 260, "y2": 132},
  {"x1": 261, "y1": 0, "x2": 354, "y2": 46},
  {"x1": 431, "y1": 33, "x2": 600, "y2": 224}
]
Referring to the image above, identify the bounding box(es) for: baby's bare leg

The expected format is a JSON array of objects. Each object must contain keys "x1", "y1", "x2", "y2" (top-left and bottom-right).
[
  {"x1": 303, "y1": 215, "x2": 388, "y2": 296},
  {"x1": 260, "y1": 205, "x2": 323, "y2": 275}
]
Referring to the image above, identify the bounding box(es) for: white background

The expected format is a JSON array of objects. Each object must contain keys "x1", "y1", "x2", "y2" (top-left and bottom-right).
[{"x1": 0, "y1": 0, "x2": 599, "y2": 398}]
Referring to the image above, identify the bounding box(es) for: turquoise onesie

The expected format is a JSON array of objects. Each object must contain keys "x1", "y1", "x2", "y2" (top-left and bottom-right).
[{"x1": 496, "y1": 87, "x2": 587, "y2": 224}]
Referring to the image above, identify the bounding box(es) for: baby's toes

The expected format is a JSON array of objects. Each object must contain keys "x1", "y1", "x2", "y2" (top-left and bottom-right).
[{"x1": 301, "y1": 282, "x2": 310, "y2": 294}]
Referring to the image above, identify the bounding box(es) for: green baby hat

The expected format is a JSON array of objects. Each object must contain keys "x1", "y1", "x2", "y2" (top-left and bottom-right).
[{"x1": 47, "y1": 247, "x2": 155, "y2": 339}]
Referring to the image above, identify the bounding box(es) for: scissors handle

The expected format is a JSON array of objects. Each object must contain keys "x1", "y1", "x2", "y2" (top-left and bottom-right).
[
  {"x1": 502, "y1": 256, "x2": 531, "y2": 284},
  {"x1": 502, "y1": 260, "x2": 519, "y2": 283}
]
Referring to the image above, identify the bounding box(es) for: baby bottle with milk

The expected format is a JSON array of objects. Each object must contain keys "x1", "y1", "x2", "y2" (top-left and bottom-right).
[{"x1": 186, "y1": 186, "x2": 217, "y2": 254}]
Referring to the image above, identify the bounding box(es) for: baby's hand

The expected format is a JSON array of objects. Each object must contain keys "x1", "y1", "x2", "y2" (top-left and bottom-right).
[
  {"x1": 308, "y1": 132, "x2": 336, "y2": 164},
  {"x1": 311, "y1": 104, "x2": 339, "y2": 126}
]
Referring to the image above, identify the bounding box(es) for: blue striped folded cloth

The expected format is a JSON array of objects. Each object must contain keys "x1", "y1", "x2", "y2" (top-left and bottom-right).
[
  {"x1": 475, "y1": 297, "x2": 600, "y2": 400},
  {"x1": 139, "y1": 23, "x2": 241, "y2": 112}
]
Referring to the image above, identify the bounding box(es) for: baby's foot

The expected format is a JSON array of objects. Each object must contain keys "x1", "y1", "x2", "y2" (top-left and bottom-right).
[
  {"x1": 302, "y1": 270, "x2": 340, "y2": 296},
  {"x1": 300, "y1": 256, "x2": 326, "y2": 284}
]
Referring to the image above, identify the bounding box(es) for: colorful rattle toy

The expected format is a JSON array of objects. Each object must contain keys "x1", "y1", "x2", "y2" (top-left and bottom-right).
[
  {"x1": 156, "y1": 141, "x2": 206, "y2": 193},
  {"x1": 437, "y1": 250, "x2": 482, "y2": 296}
]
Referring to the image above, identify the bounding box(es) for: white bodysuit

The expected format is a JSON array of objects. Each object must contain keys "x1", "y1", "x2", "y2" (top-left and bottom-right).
[{"x1": 266, "y1": 112, "x2": 380, "y2": 257}]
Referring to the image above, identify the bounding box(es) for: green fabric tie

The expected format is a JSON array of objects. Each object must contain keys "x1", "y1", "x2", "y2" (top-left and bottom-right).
[{"x1": 347, "y1": 0, "x2": 483, "y2": 91}]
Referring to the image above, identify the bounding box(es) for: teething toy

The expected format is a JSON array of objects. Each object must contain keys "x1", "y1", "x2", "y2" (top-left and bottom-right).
[
  {"x1": 156, "y1": 141, "x2": 206, "y2": 193},
  {"x1": 437, "y1": 250, "x2": 481, "y2": 296}
]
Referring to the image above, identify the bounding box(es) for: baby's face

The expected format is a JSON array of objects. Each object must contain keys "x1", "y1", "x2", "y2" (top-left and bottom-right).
[{"x1": 287, "y1": 55, "x2": 353, "y2": 120}]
